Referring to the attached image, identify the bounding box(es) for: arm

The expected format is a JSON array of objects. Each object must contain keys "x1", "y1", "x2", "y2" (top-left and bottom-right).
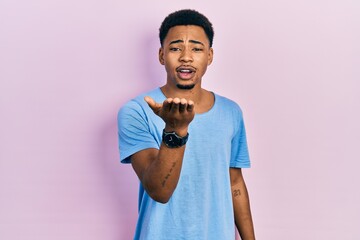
[
  {"x1": 131, "y1": 96, "x2": 195, "y2": 203},
  {"x1": 230, "y1": 167, "x2": 255, "y2": 240}
]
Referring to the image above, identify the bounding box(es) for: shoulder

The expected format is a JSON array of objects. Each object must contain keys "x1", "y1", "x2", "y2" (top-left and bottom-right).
[
  {"x1": 213, "y1": 93, "x2": 243, "y2": 116},
  {"x1": 118, "y1": 88, "x2": 163, "y2": 118}
]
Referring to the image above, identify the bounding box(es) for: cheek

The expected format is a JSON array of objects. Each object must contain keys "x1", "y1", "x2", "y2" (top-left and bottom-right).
[
  {"x1": 164, "y1": 64, "x2": 172, "y2": 73},
  {"x1": 164, "y1": 55, "x2": 177, "y2": 65},
  {"x1": 200, "y1": 63, "x2": 210, "y2": 76},
  {"x1": 198, "y1": 57, "x2": 210, "y2": 70},
  {"x1": 199, "y1": 65, "x2": 208, "y2": 75},
  {"x1": 164, "y1": 62, "x2": 176, "y2": 75}
]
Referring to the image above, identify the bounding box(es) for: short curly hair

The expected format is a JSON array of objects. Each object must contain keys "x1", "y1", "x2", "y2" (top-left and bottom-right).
[{"x1": 159, "y1": 9, "x2": 214, "y2": 47}]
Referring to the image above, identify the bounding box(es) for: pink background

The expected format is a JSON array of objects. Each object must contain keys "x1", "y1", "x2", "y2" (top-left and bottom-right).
[{"x1": 1, "y1": 0, "x2": 359, "y2": 239}]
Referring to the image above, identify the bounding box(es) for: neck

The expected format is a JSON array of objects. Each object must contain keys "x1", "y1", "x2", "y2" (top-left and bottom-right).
[{"x1": 161, "y1": 84, "x2": 202, "y2": 103}]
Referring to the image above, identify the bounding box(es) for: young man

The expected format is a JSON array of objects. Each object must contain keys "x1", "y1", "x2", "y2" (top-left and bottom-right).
[{"x1": 118, "y1": 9, "x2": 255, "y2": 240}]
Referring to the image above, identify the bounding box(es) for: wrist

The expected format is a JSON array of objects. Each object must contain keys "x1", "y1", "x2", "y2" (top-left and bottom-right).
[
  {"x1": 162, "y1": 129, "x2": 189, "y2": 148},
  {"x1": 164, "y1": 126, "x2": 188, "y2": 137}
]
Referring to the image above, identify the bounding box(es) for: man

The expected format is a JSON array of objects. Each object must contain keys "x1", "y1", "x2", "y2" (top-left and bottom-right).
[{"x1": 118, "y1": 9, "x2": 255, "y2": 240}]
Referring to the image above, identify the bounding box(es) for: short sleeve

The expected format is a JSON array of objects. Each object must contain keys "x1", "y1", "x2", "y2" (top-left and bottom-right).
[
  {"x1": 117, "y1": 100, "x2": 160, "y2": 164},
  {"x1": 229, "y1": 109, "x2": 251, "y2": 168}
]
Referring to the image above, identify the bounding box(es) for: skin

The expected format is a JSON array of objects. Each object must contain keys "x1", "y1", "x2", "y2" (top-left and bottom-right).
[
  {"x1": 131, "y1": 25, "x2": 255, "y2": 239},
  {"x1": 230, "y1": 168, "x2": 256, "y2": 239}
]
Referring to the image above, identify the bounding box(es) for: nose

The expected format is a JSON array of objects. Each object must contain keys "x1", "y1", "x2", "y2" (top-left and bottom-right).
[{"x1": 179, "y1": 47, "x2": 193, "y2": 62}]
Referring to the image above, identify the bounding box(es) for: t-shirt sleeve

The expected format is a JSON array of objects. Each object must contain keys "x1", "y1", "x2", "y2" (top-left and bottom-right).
[
  {"x1": 229, "y1": 108, "x2": 251, "y2": 168},
  {"x1": 117, "y1": 100, "x2": 159, "y2": 164}
]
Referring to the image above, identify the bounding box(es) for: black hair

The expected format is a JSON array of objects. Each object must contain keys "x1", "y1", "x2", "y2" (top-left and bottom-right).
[{"x1": 159, "y1": 9, "x2": 214, "y2": 47}]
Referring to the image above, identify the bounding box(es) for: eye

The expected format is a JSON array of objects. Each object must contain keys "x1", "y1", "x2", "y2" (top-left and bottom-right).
[
  {"x1": 193, "y1": 48, "x2": 203, "y2": 52},
  {"x1": 170, "y1": 47, "x2": 181, "y2": 51}
]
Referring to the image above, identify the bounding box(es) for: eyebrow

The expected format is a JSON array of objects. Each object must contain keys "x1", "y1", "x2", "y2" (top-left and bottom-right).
[{"x1": 169, "y1": 39, "x2": 205, "y2": 46}]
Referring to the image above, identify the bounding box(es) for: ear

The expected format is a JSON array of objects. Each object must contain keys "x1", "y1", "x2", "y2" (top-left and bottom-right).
[
  {"x1": 207, "y1": 47, "x2": 214, "y2": 66},
  {"x1": 159, "y1": 47, "x2": 165, "y2": 65}
]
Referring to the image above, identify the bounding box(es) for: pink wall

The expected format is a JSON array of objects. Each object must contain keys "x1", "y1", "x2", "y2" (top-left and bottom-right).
[{"x1": 1, "y1": 0, "x2": 359, "y2": 239}]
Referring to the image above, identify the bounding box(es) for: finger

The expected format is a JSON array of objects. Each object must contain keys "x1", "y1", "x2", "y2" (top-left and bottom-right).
[
  {"x1": 171, "y1": 98, "x2": 180, "y2": 113},
  {"x1": 179, "y1": 98, "x2": 187, "y2": 113},
  {"x1": 187, "y1": 100, "x2": 194, "y2": 112},
  {"x1": 162, "y1": 98, "x2": 173, "y2": 112},
  {"x1": 144, "y1": 96, "x2": 162, "y2": 113}
]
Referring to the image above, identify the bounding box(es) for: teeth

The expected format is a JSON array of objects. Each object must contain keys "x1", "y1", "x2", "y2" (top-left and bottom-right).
[{"x1": 180, "y1": 69, "x2": 191, "y2": 73}]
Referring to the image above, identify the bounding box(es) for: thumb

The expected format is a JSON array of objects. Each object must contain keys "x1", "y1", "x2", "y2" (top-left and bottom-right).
[{"x1": 144, "y1": 96, "x2": 162, "y2": 114}]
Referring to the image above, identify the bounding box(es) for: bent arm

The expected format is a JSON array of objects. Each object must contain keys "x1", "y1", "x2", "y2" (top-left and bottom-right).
[
  {"x1": 230, "y1": 167, "x2": 255, "y2": 240},
  {"x1": 130, "y1": 96, "x2": 194, "y2": 203}
]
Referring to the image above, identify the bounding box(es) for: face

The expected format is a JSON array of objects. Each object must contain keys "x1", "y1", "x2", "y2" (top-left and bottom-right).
[{"x1": 159, "y1": 25, "x2": 213, "y2": 90}]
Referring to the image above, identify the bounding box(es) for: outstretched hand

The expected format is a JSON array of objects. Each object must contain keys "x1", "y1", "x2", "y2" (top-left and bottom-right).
[{"x1": 144, "y1": 96, "x2": 195, "y2": 135}]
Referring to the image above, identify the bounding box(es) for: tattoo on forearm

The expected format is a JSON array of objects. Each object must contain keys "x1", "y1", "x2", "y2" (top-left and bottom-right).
[
  {"x1": 233, "y1": 189, "x2": 241, "y2": 197},
  {"x1": 161, "y1": 162, "x2": 176, "y2": 187}
]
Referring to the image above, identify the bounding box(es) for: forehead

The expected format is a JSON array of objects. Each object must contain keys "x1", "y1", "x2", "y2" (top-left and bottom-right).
[{"x1": 164, "y1": 25, "x2": 209, "y2": 45}]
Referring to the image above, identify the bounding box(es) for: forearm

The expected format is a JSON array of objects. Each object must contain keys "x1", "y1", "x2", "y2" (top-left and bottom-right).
[
  {"x1": 232, "y1": 181, "x2": 255, "y2": 240},
  {"x1": 142, "y1": 142, "x2": 186, "y2": 203},
  {"x1": 134, "y1": 96, "x2": 194, "y2": 203}
]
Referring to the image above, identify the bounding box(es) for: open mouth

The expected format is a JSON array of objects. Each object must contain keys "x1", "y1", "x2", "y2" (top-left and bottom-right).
[{"x1": 176, "y1": 66, "x2": 196, "y2": 80}]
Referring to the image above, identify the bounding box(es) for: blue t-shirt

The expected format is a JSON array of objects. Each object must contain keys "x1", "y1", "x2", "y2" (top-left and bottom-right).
[{"x1": 118, "y1": 88, "x2": 250, "y2": 240}]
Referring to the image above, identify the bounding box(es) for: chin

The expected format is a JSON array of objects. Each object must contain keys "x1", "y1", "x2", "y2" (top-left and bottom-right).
[{"x1": 176, "y1": 83, "x2": 195, "y2": 90}]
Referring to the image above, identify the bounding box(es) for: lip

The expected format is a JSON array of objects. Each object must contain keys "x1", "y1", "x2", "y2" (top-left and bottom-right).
[
  {"x1": 176, "y1": 66, "x2": 196, "y2": 72},
  {"x1": 176, "y1": 66, "x2": 196, "y2": 80}
]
